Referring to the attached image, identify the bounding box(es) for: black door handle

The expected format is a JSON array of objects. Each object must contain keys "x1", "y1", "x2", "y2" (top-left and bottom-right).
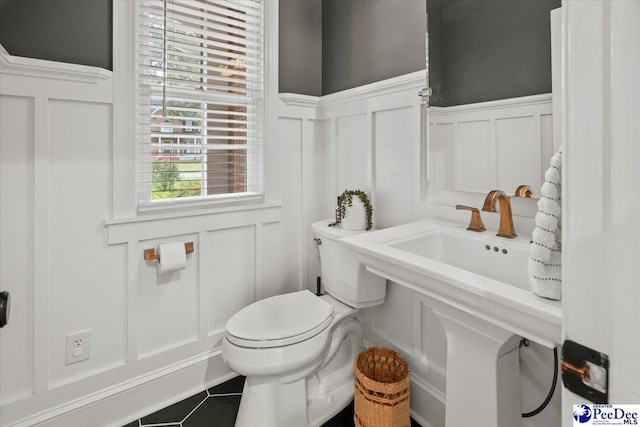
[{"x1": 0, "y1": 291, "x2": 9, "y2": 328}]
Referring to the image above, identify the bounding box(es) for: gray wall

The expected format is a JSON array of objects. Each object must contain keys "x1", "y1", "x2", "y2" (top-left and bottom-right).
[
  {"x1": 0, "y1": 0, "x2": 112, "y2": 70},
  {"x1": 0, "y1": 0, "x2": 323, "y2": 96},
  {"x1": 279, "y1": 0, "x2": 323, "y2": 96},
  {"x1": 428, "y1": 0, "x2": 561, "y2": 107},
  {"x1": 0, "y1": 0, "x2": 426, "y2": 97},
  {"x1": 322, "y1": 0, "x2": 427, "y2": 95}
]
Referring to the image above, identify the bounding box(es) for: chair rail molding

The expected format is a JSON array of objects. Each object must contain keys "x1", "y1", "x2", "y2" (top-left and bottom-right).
[{"x1": 0, "y1": 44, "x2": 112, "y2": 83}]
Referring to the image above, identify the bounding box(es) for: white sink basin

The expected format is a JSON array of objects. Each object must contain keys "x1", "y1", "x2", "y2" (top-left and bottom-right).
[
  {"x1": 340, "y1": 218, "x2": 561, "y2": 347},
  {"x1": 389, "y1": 228, "x2": 531, "y2": 291}
]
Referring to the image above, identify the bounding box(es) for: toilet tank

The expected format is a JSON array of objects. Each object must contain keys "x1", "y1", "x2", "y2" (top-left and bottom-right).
[{"x1": 311, "y1": 220, "x2": 386, "y2": 308}]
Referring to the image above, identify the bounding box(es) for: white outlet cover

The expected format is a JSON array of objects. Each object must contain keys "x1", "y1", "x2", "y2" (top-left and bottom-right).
[{"x1": 65, "y1": 329, "x2": 91, "y2": 365}]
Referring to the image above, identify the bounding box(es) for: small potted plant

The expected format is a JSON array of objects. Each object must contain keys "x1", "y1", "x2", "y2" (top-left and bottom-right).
[{"x1": 329, "y1": 189, "x2": 373, "y2": 231}]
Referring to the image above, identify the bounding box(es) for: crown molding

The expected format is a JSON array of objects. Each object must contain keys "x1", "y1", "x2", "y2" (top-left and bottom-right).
[{"x1": 0, "y1": 44, "x2": 112, "y2": 84}]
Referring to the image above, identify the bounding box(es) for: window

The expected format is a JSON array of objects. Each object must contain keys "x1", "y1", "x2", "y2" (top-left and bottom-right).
[
  {"x1": 160, "y1": 119, "x2": 173, "y2": 133},
  {"x1": 137, "y1": 0, "x2": 264, "y2": 205}
]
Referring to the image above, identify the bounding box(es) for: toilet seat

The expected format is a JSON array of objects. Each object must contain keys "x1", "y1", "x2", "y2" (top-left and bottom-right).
[{"x1": 225, "y1": 290, "x2": 335, "y2": 349}]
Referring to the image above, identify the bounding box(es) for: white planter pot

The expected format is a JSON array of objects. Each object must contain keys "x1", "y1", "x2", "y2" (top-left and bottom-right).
[{"x1": 341, "y1": 200, "x2": 367, "y2": 231}]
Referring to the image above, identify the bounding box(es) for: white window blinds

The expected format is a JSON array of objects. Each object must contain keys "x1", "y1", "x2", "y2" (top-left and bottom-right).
[{"x1": 137, "y1": 0, "x2": 264, "y2": 206}]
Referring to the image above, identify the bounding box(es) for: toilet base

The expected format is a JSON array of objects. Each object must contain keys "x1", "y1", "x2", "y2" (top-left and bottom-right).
[
  {"x1": 235, "y1": 376, "x2": 309, "y2": 427},
  {"x1": 232, "y1": 317, "x2": 363, "y2": 427},
  {"x1": 234, "y1": 372, "x2": 354, "y2": 427},
  {"x1": 307, "y1": 373, "x2": 355, "y2": 426}
]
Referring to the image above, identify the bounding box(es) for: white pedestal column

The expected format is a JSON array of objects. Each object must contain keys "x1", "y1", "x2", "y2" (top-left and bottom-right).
[{"x1": 434, "y1": 310, "x2": 523, "y2": 427}]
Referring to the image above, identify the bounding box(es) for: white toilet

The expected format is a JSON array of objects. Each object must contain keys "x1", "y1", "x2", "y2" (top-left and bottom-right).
[{"x1": 221, "y1": 219, "x2": 386, "y2": 427}]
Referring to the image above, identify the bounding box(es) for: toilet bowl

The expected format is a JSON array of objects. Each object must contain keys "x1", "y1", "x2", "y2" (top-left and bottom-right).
[{"x1": 221, "y1": 220, "x2": 387, "y2": 427}]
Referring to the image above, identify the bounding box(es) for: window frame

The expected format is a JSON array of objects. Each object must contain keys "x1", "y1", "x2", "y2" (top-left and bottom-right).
[{"x1": 111, "y1": 0, "x2": 279, "y2": 219}]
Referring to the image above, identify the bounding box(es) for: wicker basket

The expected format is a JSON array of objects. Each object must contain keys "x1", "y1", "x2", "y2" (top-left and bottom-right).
[{"x1": 354, "y1": 347, "x2": 410, "y2": 427}]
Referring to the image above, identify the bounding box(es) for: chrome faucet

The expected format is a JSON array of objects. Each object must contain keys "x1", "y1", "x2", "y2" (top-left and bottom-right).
[{"x1": 482, "y1": 190, "x2": 517, "y2": 238}]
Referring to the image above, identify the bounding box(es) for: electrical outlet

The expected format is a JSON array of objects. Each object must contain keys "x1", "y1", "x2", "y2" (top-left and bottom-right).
[{"x1": 65, "y1": 330, "x2": 91, "y2": 365}]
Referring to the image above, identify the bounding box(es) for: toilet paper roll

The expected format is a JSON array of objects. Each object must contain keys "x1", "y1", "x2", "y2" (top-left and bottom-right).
[{"x1": 157, "y1": 242, "x2": 187, "y2": 274}]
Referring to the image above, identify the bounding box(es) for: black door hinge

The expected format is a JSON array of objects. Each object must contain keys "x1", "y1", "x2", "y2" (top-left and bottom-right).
[{"x1": 561, "y1": 340, "x2": 609, "y2": 403}]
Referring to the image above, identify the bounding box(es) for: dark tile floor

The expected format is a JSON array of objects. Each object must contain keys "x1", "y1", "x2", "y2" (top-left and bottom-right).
[{"x1": 123, "y1": 376, "x2": 422, "y2": 427}]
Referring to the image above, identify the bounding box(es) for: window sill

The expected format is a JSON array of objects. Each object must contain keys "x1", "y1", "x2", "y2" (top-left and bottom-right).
[
  {"x1": 105, "y1": 202, "x2": 282, "y2": 245},
  {"x1": 136, "y1": 193, "x2": 264, "y2": 215}
]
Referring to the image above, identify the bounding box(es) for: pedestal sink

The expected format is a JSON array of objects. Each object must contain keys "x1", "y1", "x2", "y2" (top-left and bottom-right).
[{"x1": 339, "y1": 218, "x2": 562, "y2": 427}]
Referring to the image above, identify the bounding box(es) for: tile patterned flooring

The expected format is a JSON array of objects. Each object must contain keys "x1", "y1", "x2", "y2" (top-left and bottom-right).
[{"x1": 122, "y1": 376, "x2": 422, "y2": 427}]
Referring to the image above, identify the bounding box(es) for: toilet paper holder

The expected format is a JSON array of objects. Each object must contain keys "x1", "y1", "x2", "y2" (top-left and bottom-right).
[{"x1": 144, "y1": 242, "x2": 194, "y2": 261}]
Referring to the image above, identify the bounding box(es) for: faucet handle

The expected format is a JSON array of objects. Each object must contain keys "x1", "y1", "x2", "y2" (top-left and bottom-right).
[
  {"x1": 515, "y1": 185, "x2": 533, "y2": 198},
  {"x1": 455, "y1": 205, "x2": 486, "y2": 232}
]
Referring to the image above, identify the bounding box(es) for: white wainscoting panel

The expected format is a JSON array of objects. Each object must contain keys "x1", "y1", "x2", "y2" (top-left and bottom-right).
[
  {"x1": 261, "y1": 222, "x2": 297, "y2": 299},
  {"x1": 278, "y1": 94, "x2": 324, "y2": 295},
  {"x1": 458, "y1": 120, "x2": 492, "y2": 191},
  {"x1": 0, "y1": 48, "x2": 293, "y2": 427},
  {"x1": 0, "y1": 46, "x2": 559, "y2": 427},
  {"x1": 495, "y1": 115, "x2": 542, "y2": 192},
  {"x1": 305, "y1": 121, "x2": 325, "y2": 291},
  {"x1": 206, "y1": 226, "x2": 256, "y2": 337},
  {"x1": 47, "y1": 99, "x2": 128, "y2": 389},
  {"x1": 138, "y1": 234, "x2": 200, "y2": 360},
  {"x1": 322, "y1": 118, "x2": 337, "y2": 220},
  {"x1": 373, "y1": 106, "x2": 415, "y2": 229},
  {"x1": 318, "y1": 71, "x2": 425, "y2": 230},
  {"x1": 368, "y1": 282, "x2": 415, "y2": 357},
  {"x1": 428, "y1": 122, "x2": 455, "y2": 190},
  {"x1": 310, "y1": 73, "x2": 452, "y2": 427},
  {"x1": 278, "y1": 118, "x2": 304, "y2": 291},
  {"x1": 336, "y1": 114, "x2": 369, "y2": 194},
  {"x1": 429, "y1": 94, "x2": 553, "y2": 198},
  {"x1": 0, "y1": 95, "x2": 35, "y2": 405},
  {"x1": 300, "y1": 73, "x2": 559, "y2": 427},
  {"x1": 541, "y1": 114, "x2": 555, "y2": 177}
]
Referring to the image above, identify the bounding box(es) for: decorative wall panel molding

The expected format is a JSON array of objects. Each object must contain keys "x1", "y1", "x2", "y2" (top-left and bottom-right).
[
  {"x1": 284, "y1": 74, "x2": 559, "y2": 427},
  {"x1": 0, "y1": 50, "x2": 289, "y2": 427},
  {"x1": 428, "y1": 94, "x2": 553, "y2": 195},
  {"x1": 0, "y1": 44, "x2": 112, "y2": 84}
]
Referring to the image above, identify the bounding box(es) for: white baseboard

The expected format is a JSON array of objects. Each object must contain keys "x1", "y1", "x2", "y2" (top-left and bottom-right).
[
  {"x1": 11, "y1": 351, "x2": 233, "y2": 427},
  {"x1": 410, "y1": 378, "x2": 446, "y2": 427}
]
